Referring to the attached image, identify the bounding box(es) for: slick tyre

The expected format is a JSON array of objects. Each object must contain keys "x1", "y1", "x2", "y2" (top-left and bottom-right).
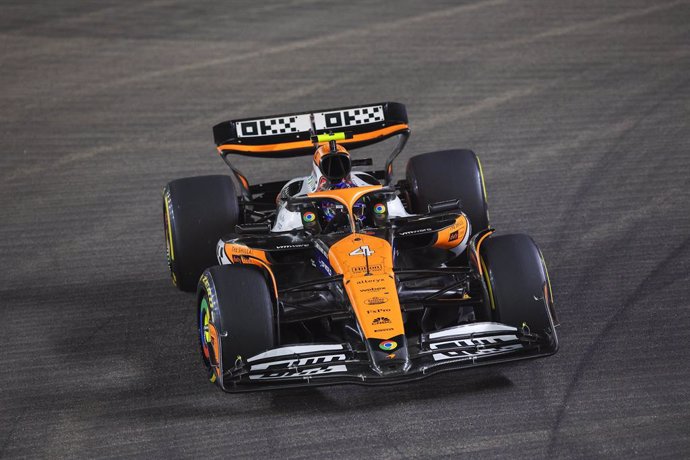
[
  {"x1": 480, "y1": 233, "x2": 556, "y2": 336},
  {"x1": 406, "y1": 149, "x2": 489, "y2": 235},
  {"x1": 197, "y1": 265, "x2": 276, "y2": 389},
  {"x1": 163, "y1": 175, "x2": 239, "y2": 291}
]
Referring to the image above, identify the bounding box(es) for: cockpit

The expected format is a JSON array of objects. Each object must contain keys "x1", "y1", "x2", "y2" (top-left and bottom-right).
[{"x1": 286, "y1": 186, "x2": 399, "y2": 235}]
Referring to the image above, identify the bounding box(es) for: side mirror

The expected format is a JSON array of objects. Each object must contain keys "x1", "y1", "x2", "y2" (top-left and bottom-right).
[
  {"x1": 285, "y1": 196, "x2": 315, "y2": 212},
  {"x1": 427, "y1": 199, "x2": 461, "y2": 214},
  {"x1": 351, "y1": 158, "x2": 373, "y2": 167},
  {"x1": 235, "y1": 223, "x2": 271, "y2": 234}
]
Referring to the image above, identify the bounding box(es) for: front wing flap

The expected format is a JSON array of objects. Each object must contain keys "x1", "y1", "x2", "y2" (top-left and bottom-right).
[{"x1": 218, "y1": 322, "x2": 558, "y2": 392}]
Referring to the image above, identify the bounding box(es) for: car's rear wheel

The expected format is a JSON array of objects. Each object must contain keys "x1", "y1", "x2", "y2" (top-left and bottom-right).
[
  {"x1": 406, "y1": 149, "x2": 489, "y2": 235},
  {"x1": 197, "y1": 265, "x2": 276, "y2": 389},
  {"x1": 163, "y1": 175, "x2": 239, "y2": 291},
  {"x1": 479, "y1": 233, "x2": 556, "y2": 338}
]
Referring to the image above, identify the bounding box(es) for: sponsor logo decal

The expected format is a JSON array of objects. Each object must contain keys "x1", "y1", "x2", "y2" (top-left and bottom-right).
[
  {"x1": 430, "y1": 335, "x2": 523, "y2": 361},
  {"x1": 313, "y1": 105, "x2": 384, "y2": 130},
  {"x1": 364, "y1": 296, "x2": 388, "y2": 305},
  {"x1": 313, "y1": 242, "x2": 329, "y2": 258},
  {"x1": 307, "y1": 174, "x2": 317, "y2": 191},
  {"x1": 249, "y1": 354, "x2": 347, "y2": 380},
  {"x1": 356, "y1": 277, "x2": 385, "y2": 285},
  {"x1": 276, "y1": 243, "x2": 310, "y2": 249},
  {"x1": 449, "y1": 230, "x2": 459, "y2": 242},
  {"x1": 237, "y1": 114, "x2": 312, "y2": 138},
  {"x1": 374, "y1": 327, "x2": 394, "y2": 333},
  {"x1": 352, "y1": 264, "x2": 382, "y2": 274},
  {"x1": 448, "y1": 221, "x2": 462, "y2": 231},
  {"x1": 349, "y1": 245, "x2": 374, "y2": 256},
  {"x1": 361, "y1": 286, "x2": 386, "y2": 293},
  {"x1": 316, "y1": 257, "x2": 333, "y2": 276},
  {"x1": 400, "y1": 227, "x2": 432, "y2": 236},
  {"x1": 302, "y1": 211, "x2": 316, "y2": 223},
  {"x1": 230, "y1": 245, "x2": 253, "y2": 255},
  {"x1": 366, "y1": 307, "x2": 391, "y2": 314},
  {"x1": 379, "y1": 340, "x2": 397, "y2": 351},
  {"x1": 373, "y1": 203, "x2": 386, "y2": 214},
  {"x1": 372, "y1": 317, "x2": 391, "y2": 325}
]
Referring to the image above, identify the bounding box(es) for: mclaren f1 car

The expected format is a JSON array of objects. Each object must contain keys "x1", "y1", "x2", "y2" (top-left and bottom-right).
[{"x1": 163, "y1": 102, "x2": 559, "y2": 392}]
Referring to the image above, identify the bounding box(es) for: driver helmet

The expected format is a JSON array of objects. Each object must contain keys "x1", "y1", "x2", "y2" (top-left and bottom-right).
[{"x1": 314, "y1": 141, "x2": 352, "y2": 190}]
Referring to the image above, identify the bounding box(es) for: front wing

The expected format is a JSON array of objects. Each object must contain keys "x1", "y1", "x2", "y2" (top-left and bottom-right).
[{"x1": 216, "y1": 322, "x2": 558, "y2": 392}]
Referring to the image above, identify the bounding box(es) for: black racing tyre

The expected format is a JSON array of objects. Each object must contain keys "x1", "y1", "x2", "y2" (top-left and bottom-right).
[
  {"x1": 163, "y1": 175, "x2": 239, "y2": 291},
  {"x1": 406, "y1": 149, "x2": 489, "y2": 235},
  {"x1": 480, "y1": 233, "x2": 556, "y2": 335},
  {"x1": 197, "y1": 265, "x2": 276, "y2": 388}
]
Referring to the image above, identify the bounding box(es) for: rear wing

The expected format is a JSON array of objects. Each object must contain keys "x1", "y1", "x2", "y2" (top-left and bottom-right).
[{"x1": 213, "y1": 101, "x2": 409, "y2": 158}]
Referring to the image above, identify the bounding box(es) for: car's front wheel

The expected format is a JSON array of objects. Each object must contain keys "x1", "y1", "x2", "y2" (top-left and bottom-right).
[
  {"x1": 197, "y1": 264, "x2": 277, "y2": 389},
  {"x1": 480, "y1": 233, "x2": 557, "y2": 342}
]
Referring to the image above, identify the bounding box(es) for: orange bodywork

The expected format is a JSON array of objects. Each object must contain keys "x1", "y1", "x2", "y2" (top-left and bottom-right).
[
  {"x1": 432, "y1": 214, "x2": 469, "y2": 250},
  {"x1": 308, "y1": 184, "x2": 382, "y2": 207},
  {"x1": 236, "y1": 172, "x2": 249, "y2": 190},
  {"x1": 328, "y1": 234, "x2": 404, "y2": 340},
  {"x1": 218, "y1": 139, "x2": 313, "y2": 154},
  {"x1": 207, "y1": 322, "x2": 221, "y2": 377},
  {"x1": 223, "y1": 243, "x2": 278, "y2": 297}
]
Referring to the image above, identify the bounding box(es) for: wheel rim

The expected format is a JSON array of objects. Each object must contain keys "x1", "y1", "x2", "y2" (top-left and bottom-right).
[
  {"x1": 199, "y1": 297, "x2": 211, "y2": 360},
  {"x1": 199, "y1": 296, "x2": 220, "y2": 383}
]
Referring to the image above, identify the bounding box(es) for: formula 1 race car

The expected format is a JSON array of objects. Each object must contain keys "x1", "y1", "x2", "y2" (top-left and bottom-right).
[{"x1": 163, "y1": 102, "x2": 559, "y2": 392}]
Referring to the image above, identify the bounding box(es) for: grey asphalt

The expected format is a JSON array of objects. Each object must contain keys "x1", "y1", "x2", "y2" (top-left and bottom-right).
[{"x1": 1, "y1": 0, "x2": 689, "y2": 458}]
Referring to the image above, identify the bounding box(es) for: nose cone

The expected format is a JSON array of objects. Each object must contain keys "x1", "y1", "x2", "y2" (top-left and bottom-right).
[
  {"x1": 368, "y1": 336, "x2": 411, "y2": 375},
  {"x1": 328, "y1": 233, "x2": 411, "y2": 375}
]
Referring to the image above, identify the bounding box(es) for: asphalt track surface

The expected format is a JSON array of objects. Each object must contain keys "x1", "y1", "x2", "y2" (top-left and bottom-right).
[{"x1": 1, "y1": 1, "x2": 690, "y2": 458}]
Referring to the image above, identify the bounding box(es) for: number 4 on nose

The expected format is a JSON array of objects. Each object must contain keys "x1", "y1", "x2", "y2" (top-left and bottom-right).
[{"x1": 349, "y1": 246, "x2": 374, "y2": 256}]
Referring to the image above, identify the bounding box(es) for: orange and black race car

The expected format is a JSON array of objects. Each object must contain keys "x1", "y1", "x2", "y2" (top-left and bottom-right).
[{"x1": 163, "y1": 102, "x2": 559, "y2": 392}]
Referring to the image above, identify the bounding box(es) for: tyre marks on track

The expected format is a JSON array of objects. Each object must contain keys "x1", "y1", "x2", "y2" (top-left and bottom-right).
[{"x1": 546, "y1": 236, "x2": 690, "y2": 455}]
